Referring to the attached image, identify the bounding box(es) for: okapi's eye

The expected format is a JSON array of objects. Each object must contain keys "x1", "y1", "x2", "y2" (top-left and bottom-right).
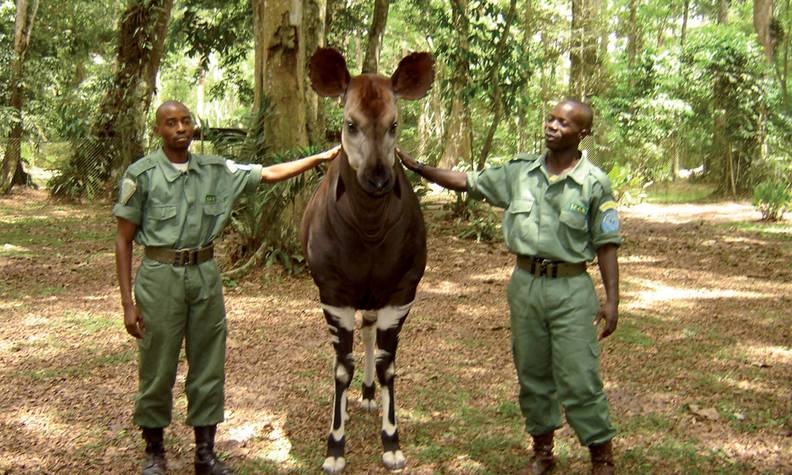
[
  {"x1": 346, "y1": 121, "x2": 357, "y2": 134},
  {"x1": 389, "y1": 121, "x2": 398, "y2": 134}
]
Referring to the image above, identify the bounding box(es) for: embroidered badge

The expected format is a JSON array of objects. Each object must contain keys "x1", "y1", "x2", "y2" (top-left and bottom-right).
[
  {"x1": 567, "y1": 202, "x2": 587, "y2": 214},
  {"x1": 120, "y1": 177, "x2": 137, "y2": 205},
  {"x1": 601, "y1": 208, "x2": 620, "y2": 233},
  {"x1": 205, "y1": 194, "x2": 217, "y2": 204}
]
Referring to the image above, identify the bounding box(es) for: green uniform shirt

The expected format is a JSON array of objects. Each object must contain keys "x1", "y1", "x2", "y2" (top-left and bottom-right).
[
  {"x1": 467, "y1": 152, "x2": 623, "y2": 263},
  {"x1": 112, "y1": 149, "x2": 263, "y2": 248}
]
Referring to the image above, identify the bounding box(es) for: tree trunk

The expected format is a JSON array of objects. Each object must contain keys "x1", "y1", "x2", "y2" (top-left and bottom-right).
[
  {"x1": 753, "y1": 0, "x2": 775, "y2": 63},
  {"x1": 477, "y1": 0, "x2": 517, "y2": 170},
  {"x1": 362, "y1": 0, "x2": 390, "y2": 74},
  {"x1": 681, "y1": 0, "x2": 689, "y2": 48},
  {"x1": 718, "y1": 0, "x2": 729, "y2": 24},
  {"x1": 0, "y1": 0, "x2": 39, "y2": 194},
  {"x1": 440, "y1": 0, "x2": 472, "y2": 168},
  {"x1": 783, "y1": 0, "x2": 790, "y2": 107},
  {"x1": 304, "y1": 0, "x2": 327, "y2": 146},
  {"x1": 51, "y1": 0, "x2": 174, "y2": 200},
  {"x1": 626, "y1": 0, "x2": 640, "y2": 69},
  {"x1": 570, "y1": 0, "x2": 601, "y2": 99},
  {"x1": 252, "y1": 0, "x2": 308, "y2": 152}
]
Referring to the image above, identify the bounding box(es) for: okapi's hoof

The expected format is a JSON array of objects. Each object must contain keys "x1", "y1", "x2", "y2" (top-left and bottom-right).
[
  {"x1": 322, "y1": 456, "x2": 346, "y2": 474},
  {"x1": 382, "y1": 450, "x2": 405, "y2": 472}
]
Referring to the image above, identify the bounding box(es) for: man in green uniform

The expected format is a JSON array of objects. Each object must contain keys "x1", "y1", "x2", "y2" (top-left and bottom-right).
[
  {"x1": 114, "y1": 101, "x2": 339, "y2": 475},
  {"x1": 397, "y1": 99, "x2": 621, "y2": 475}
]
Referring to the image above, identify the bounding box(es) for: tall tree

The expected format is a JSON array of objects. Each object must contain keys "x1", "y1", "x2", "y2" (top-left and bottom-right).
[
  {"x1": 440, "y1": 0, "x2": 472, "y2": 168},
  {"x1": 304, "y1": 0, "x2": 327, "y2": 145},
  {"x1": 252, "y1": 0, "x2": 308, "y2": 151},
  {"x1": 50, "y1": 0, "x2": 174, "y2": 198},
  {"x1": 0, "y1": 0, "x2": 39, "y2": 194},
  {"x1": 477, "y1": 0, "x2": 518, "y2": 170},
  {"x1": 362, "y1": 0, "x2": 390, "y2": 73},
  {"x1": 570, "y1": 0, "x2": 602, "y2": 98},
  {"x1": 754, "y1": 0, "x2": 776, "y2": 62}
]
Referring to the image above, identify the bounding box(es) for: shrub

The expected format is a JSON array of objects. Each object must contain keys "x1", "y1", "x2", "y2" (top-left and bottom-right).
[{"x1": 752, "y1": 180, "x2": 791, "y2": 222}]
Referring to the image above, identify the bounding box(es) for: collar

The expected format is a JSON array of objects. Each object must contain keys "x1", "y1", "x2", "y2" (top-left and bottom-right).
[
  {"x1": 156, "y1": 148, "x2": 195, "y2": 182},
  {"x1": 537, "y1": 150, "x2": 591, "y2": 185}
]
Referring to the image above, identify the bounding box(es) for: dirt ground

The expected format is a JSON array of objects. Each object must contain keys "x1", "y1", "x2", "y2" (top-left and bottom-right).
[{"x1": 0, "y1": 188, "x2": 790, "y2": 474}]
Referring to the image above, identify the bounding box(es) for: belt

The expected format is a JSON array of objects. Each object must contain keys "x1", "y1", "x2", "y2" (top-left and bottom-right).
[
  {"x1": 144, "y1": 244, "x2": 214, "y2": 266},
  {"x1": 516, "y1": 255, "x2": 586, "y2": 278}
]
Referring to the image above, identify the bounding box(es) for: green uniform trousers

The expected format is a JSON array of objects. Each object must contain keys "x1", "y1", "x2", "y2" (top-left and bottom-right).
[
  {"x1": 507, "y1": 266, "x2": 616, "y2": 446},
  {"x1": 133, "y1": 258, "x2": 227, "y2": 428}
]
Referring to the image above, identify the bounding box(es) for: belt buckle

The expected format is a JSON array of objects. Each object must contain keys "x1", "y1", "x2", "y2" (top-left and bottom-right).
[
  {"x1": 173, "y1": 249, "x2": 190, "y2": 266},
  {"x1": 537, "y1": 258, "x2": 550, "y2": 277}
]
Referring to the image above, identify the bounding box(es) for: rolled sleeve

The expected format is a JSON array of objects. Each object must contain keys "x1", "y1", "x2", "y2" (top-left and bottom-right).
[
  {"x1": 112, "y1": 172, "x2": 146, "y2": 225},
  {"x1": 466, "y1": 166, "x2": 511, "y2": 209},
  {"x1": 244, "y1": 164, "x2": 263, "y2": 193}
]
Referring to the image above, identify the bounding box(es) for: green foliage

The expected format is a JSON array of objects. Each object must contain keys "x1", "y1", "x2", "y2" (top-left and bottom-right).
[
  {"x1": 607, "y1": 162, "x2": 646, "y2": 205},
  {"x1": 453, "y1": 198, "x2": 501, "y2": 243},
  {"x1": 752, "y1": 179, "x2": 791, "y2": 222},
  {"x1": 205, "y1": 106, "x2": 323, "y2": 275}
]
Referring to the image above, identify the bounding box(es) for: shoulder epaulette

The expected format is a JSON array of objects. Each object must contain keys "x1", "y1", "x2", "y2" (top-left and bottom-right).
[
  {"x1": 511, "y1": 153, "x2": 540, "y2": 162},
  {"x1": 126, "y1": 156, "x2": 156, "y2": 177},
  {"x1": 589, "y1": 166, "x2": 613, "y2": 194},
  {"x1": 197, "y1": 155, "x2": 227, "y2": 166}
]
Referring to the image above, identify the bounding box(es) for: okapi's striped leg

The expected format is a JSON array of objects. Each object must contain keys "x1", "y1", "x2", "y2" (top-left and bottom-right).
[
  {"x1": 375, "y1": 302, "x2": 412, "y2": 471},
  {"x1": 360, "y1": 311, "x2": 378, "y2": 412},
  {"x1": 321, "y1": 305, "x2": 356, "y2": 474}
]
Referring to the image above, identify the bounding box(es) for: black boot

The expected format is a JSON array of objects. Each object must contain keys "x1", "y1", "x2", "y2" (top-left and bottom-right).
[
  {"x1": 194, "y1": 425, "x2": 234, "y2": 475},
  {"x1": 527, "y1": 431, "x2": 556, "y2": 475},
  {"x1": 141, "y1": 427, "x2": 167, "y2": 475}
]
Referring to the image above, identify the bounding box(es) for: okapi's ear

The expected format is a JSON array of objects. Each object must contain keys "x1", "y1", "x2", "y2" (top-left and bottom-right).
[
  {"x1": 390, "y1": 52, "x2": 435, "y2": 100},
  {"x1": 309, "y1": 48, "x2": 351, "y2": 97}
]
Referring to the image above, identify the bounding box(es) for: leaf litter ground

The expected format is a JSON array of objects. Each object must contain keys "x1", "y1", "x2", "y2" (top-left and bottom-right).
[{"x1": 0, "y1": 188, "x2": 790, "y2": 474}]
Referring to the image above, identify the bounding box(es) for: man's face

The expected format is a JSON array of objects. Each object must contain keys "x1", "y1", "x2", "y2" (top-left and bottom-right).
[
  {"x1": 544, "y1": 102, "x2": 588, "y2": 151},
  {"x1": 155, "y1": 104, "x2": 194, "y2": 151}
]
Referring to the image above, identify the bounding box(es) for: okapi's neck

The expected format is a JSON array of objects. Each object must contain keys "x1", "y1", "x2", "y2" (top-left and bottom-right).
[{"x1": 336, "y1": 151, "x2": 402, "y2": 243}]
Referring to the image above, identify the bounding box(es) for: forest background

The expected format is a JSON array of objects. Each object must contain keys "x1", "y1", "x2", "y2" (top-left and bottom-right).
[{"x1": 0, "y1": 0, "x2": 791, "y2": 271}]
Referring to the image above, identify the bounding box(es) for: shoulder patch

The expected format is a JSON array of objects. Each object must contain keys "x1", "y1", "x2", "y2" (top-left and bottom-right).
[
  {"x1": 119, "y1": 177, "x2": 137, "y2": 205},
  {"x1": 126, "y1": 156, "x2": 156, "y2": 177},
  {"x1": 601, "y1": 208, "x2": 620, "y2": 233}
]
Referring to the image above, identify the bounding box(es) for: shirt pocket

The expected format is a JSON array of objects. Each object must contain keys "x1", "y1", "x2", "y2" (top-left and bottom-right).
[
  {"x1": 146, "y1": 204, "x2": 177, "y2": 221},
  {"x1": 558, "y1": 209, "x2": 589, "y2": 254},
  {"x1": 202, "y1": 202, "x2": 225, "y2": 217},
  {"x1": 505, "y1": 198, "x2": 537, "y2": 246}
]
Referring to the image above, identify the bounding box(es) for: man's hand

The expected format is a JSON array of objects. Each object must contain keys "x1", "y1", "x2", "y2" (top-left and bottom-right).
[
  {"x1": 395, "y1": 148, "x2": 421, "y2": 172},
  {"x1": 594, "y1": 300, "x2": 618, "y2": 340},
  {"x1": 124, "y1": 303, "x2": 145, "y2": 339},
  {"x1": 318, "y1": 144, "x2": 342, "y2": 161}
]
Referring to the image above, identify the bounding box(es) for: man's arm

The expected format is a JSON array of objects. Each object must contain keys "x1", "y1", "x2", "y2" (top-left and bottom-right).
[
  {"x1": 115, "y1": 217, "x2": 144, "y2": 339},
  {"x1": 261, "y1": 145, "x2": 341, "y2": 183},
  {"x1": 594, "y1": 243, "x2": 619, "y2": 339},
  {"x1": 396, "y1": 148, "x2": 468, "y2": 192}
]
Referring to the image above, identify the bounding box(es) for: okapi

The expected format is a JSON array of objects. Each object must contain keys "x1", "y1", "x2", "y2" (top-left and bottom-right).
[{"x1": 300, "y1": 48, "x2": 433, "y2": 474}]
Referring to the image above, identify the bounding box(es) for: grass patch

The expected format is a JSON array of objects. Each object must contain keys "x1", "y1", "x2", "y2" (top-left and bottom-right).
[
  {"x1": 58, "y1": 311, "x2": 116, "y2": 336},
  {"x1": 613, "y1": 320, "x2": 654, "y2": 347},
  {"x1": 645, "y1": 181, "x2": 716, "y2": 204},
  {"x1": 20, "y1": 349, "x2": 136, "y2": 380},
  {"x1": 719, "y1": 221, "x2": 792, "y2": 240}
]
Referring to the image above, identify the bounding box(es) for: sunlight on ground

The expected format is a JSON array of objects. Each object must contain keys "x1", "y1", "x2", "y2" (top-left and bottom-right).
[
  {"x1": 226, "y1": 410, "x2": 295, "y2": 465},
  {"x1": 719, "y1": 375, "x2": 779, "y2": 397},
  {"x1": 624, "y1": 277, "x2": 772, "y2": 310},
  {"x1": 736, "y1": 343, "x2": 792, "y2": 365},
  {"x1": 623, "y1": 202, "x2": 760, "y2": 224}
]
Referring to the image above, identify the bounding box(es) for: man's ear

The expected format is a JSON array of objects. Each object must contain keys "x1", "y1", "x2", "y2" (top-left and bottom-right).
[{"x1": 579, "y1": 128, "x2": 590, "y2": 140}]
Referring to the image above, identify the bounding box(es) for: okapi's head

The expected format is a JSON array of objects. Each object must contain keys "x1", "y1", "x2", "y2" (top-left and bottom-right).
[{"x1": 309, "y1": 48, "x2": 434, "y2": 196}]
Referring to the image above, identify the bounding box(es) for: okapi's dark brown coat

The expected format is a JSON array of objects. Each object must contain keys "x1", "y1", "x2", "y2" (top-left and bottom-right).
[{"x1": 299, "y1": 47, "x2": 434, "y2": 474}]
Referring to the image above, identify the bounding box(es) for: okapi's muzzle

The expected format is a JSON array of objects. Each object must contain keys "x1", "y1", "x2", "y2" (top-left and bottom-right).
[{"x1": 360, "y1": 161, "x2": 394, "y2": 196}]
